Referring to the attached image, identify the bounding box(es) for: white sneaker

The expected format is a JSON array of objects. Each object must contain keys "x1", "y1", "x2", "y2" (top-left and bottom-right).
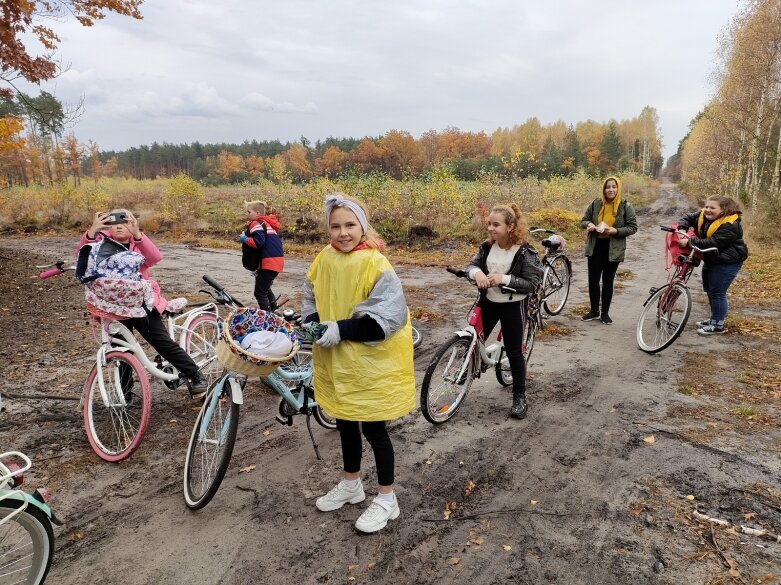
[
  {"x1": 354, "y1": 496, "x2": 400, "y2": 533},
  {"x1": 315, "y1": 481, "x2": 365, "y2": 512}
]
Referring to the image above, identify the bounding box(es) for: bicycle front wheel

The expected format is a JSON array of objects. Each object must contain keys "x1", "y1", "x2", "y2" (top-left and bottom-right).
[
  {"x1": 184, "y1": 314, "x2": 223, "y2": 387},
  {"x1": 420, "y1": 335, "x2": 475, "y2": 424},
  {"x1": 183, "y1": 378, "x2": 240, "y2": 510},
  {"x1": 542, "y1": 256, "x2": 572, "y2": 315},
  {"x1": 411, "y1": 325, "x2": 422, "y2": 349},
  {"x1": 636, "y1": 283, "x2": 691, "y2": 353},
  {"x1": 0, "y1": 500, "x2": 54, "y2": 585},
  {"x1": 84, "y1": 351, "x2": 152, "y2": 462}
]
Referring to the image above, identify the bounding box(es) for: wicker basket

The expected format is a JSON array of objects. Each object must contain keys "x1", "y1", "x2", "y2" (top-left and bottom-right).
[{"x1": 216, "y1": 307, "x2": 300, "y2": 377}]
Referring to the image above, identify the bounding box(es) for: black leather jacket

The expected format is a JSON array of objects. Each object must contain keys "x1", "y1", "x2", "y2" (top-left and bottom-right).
[
  {"x1": 678, "y1": 211, "x2": 749, "y2": 265},
  {"x1": 465, "y1": 241, "x2": 543, "y2": 301}
]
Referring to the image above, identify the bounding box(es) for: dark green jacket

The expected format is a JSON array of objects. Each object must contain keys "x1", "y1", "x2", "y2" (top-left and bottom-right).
[{"x1": 579, "y1": 198, "x2": 638, "y2": 263}]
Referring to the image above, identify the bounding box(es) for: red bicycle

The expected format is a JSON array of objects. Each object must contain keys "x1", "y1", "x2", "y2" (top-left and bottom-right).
[{"x1": 636, "y1": 226, "x2": 718, "y2": 353}]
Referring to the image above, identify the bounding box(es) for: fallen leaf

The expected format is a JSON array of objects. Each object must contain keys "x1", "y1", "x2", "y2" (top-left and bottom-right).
[
  {"x1": 502, "y1": 545, "x2": 512, "y2": 551},
  {"x1": 263, "y1": 430, "x2": 271, "y2": 437},
  {"x1": 450, "y1": 557, "x2": 461, "y2": 565},
  {"x1": 169, "y1": 419, "x2": 177, "y2": 423},
  {"x1": 347, "y1": 564, "x2": 359, "y2": 571},
  {"x1": 643, "y1": 435, "x2": 656, "y2": 444},
  {"x1": 685, "y1": 495, "x2": 695, "y2": 501},
  {"x1": 367, "y1": 562, "x2": 376, "y2": 570},
  {"x1": 443, "y1": 500, "x2": 457, "y2": 520},
  {"x1": 425, "y1": 460, "x2": 432, "y2": 465},
  {"x1": 459, "y1": 460, "x2": 464, "y2": 467},
  {"x1": 629, "y1": 504, "x2": 646, "y2": 516},
  {"x1": 464, "y1": 479, "x2": 477, "y2": 496},
  {"x1": 238, "y1": 465, "x2": 256, "y2": 473},
  {"x1": 69, "y1": 531, "x2": 84, "y2": 541},
  {"x1": 347, "y1": 578, "x2": 356, "y2": 582},
  {"x1": 743, "y1": 511, "x2": 757, "y2": 521},
  {"x1": 470, "y1": 536, "x2": 485, "y2": 546},
  {"x1": 530, "y1": 500, "x2": 538, "y2": 505}
]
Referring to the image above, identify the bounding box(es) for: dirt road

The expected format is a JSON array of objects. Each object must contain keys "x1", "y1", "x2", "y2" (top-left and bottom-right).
[{"x1": 1, "y1": 183, "x2": 778, "y2": 584}]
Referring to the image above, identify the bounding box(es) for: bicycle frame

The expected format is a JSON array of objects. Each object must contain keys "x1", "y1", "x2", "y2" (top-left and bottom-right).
[{"x1": 90, "y1": 303, "x2": 219, "y2": 408}]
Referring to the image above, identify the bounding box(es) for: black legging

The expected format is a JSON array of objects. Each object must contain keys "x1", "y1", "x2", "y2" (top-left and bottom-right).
[
  {"x1": 587, "y1": 238, "x2": 620, "y2": 316},
  {"x1": 479, "y1": 298, "x2": 527, "y2": 394},
  {"x1": 336, "y1": 419, "x2": 394, "y2": 486}
]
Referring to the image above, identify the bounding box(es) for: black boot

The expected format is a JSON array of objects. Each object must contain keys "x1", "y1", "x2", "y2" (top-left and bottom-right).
[{"x1": 510, "y1": 390, "x2": 528, "y2": 419}]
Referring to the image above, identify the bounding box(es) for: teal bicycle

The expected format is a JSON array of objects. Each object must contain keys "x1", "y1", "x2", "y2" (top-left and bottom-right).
[{"x1": 182, "y1": 277, "x2": 335, "y2": 510}]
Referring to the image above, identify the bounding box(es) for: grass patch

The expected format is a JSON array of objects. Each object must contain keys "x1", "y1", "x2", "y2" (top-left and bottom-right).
[
  {"x1": 725, "y1": 313, "x2": 780, "y2": 339},
  {"x1": 731, "y1": 405, "x2": 759, "y2": 418},
  {"x1": 731, "y1": 246, "x2": 781, "y2": 303},
  {"x1": 677, "y1": 384, "x2": 698, "y2": 396}
]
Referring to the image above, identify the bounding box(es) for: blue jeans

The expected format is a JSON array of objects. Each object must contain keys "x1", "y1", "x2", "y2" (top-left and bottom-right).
[{"x1": 701, "y1": 262, "x2": 742, "y2": 327}]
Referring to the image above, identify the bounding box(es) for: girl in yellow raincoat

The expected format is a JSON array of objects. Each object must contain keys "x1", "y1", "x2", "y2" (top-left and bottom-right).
[{"x1": 302, "y1": 193, "x2": 415, "y2": 533}]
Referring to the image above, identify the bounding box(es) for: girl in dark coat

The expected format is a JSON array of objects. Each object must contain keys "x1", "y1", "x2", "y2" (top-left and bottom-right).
[{"x1": 677, "y1": 195, "x2": 748, "y2": 335}]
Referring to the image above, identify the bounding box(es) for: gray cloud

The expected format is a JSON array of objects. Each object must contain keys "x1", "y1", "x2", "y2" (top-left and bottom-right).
[{"x1": 27, "y1": 0, "x2": 740, "y2": 157}]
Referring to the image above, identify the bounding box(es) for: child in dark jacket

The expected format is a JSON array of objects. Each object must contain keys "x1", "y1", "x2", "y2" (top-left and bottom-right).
[{"x1": 240, "y1": 201, "x2": 285, "y2": 311}]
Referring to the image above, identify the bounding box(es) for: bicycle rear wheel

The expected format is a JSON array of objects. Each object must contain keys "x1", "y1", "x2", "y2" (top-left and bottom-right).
[
  {"x1": 636, "y1": 283, "x2": 691, "y2": 353},
  {"x1": 184, "y1": 314, "x2": 223, "y2": 387},
  {"x1": 312, "y1": 404, "x2": 337, "y2": 429},
  {"x1": 420, "y1": 335, "x2": 475, "y2": 424},
  {"x1": 0, "y1": 500, "x2": 54, "y2": 585},
  {"x1": 523, "y1": 317, "x2": 538, "y2": 365},
  {"x1": 84, "y1": 351, "x2": 152, "y2": 462},
  {"x1": 542, "y1": 255, "x2": 571, "y2": 315},
  {"x1": 183, "y1": 378, "x2": 240, "y2": 510}
]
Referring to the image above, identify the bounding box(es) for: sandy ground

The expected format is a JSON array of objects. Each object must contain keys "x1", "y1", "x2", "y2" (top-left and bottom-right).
[{"x1": 0, "y1": 182, "x2": 779, "y2": 585}]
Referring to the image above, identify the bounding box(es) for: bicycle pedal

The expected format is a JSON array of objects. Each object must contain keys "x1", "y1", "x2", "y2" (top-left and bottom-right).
[{"x1": 275, "y1": 413, "x2": 293, "y2": 426}]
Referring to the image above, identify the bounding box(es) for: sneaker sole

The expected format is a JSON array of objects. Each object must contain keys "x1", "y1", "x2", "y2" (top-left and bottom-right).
[
  {"x1": 355, "y1": 507, "x2": 400, "y2": 533},
  {"x1": 697, "y1": 329, "x2": 726, "y2": 336},
  {"x1": 316, "y1": 493, "x2": 365, "y2": 512},
  {"x1": 581, "y1": 316, "x2": 600, "y2": 321}
]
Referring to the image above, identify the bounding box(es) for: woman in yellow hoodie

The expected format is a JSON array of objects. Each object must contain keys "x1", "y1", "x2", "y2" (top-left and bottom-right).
[
  {"x1": 579, "y1": 176, "x2": 638, "y2": 324},
  {"x1": 302, "y1": 193, "x2": 415, "y2": 533}
]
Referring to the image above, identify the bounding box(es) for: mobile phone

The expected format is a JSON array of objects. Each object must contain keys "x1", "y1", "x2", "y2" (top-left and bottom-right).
[{"x1": 104, "y1": 212, "x2": 127, "y2": 225}]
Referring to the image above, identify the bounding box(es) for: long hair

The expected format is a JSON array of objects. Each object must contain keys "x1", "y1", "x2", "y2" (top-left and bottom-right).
[
  {"x1": 327, "y1": 194, "x2": 384, "y2": 249},
  {"x1": 487, "y1": 203, "x2": 528, "y2": 246},
  {"x1": 706, "y1": 195, "x2": 742, "y2": 217}
]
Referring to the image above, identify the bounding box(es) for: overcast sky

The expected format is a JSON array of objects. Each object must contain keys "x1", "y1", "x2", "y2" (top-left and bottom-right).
[{"x1": 27, "y1": 0, "x2": 741, "y2": 160}]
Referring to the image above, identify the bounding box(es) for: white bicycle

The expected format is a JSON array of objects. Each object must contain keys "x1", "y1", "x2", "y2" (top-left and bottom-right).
[{"x1": 39, "y1": 262, "x2": 225, "y2": 462}]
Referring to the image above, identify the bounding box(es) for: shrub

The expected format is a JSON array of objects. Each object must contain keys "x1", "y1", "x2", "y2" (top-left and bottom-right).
[{"x1": 160, "y1": 174, "x2": 205, "y2": 226}]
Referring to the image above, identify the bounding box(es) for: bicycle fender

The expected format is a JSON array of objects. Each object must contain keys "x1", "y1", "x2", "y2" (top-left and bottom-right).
[
  {"x1": 0, "y1": 491, "x2": 58, "y2": 524},
  {"x1": 227, "y1": 377, "x2": 244, "y2": 405},
  {"x1": 454, "y1": 330, "x2": 473, "y2": 340}
]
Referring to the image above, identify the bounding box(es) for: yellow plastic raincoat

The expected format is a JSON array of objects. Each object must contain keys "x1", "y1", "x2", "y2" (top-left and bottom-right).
[{"x1": 304, "y1": 246, "x2": 416, "y2": 422}]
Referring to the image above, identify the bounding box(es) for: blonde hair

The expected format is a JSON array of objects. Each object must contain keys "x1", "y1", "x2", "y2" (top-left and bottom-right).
[
  {"x1": 327, "y1": 194, "x2": 384, "y2": 249},
  {"x1": 245, "y1": 200, "x2": 278, "y2": 216},
  {"x1": 488, "y1": 203, "x2": 528, "y2": 246}
]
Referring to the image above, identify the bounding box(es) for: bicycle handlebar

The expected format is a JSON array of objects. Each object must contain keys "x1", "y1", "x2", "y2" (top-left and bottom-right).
[
  {"x1": 201, "y1": 275, "x2": 245, "y2": 307},
  {"x1": 37, "y1": 260, "x2": 75, "y2": 279},
  {"x1": 659, "y1": 226, "x2": 719, "y2": 254},
  {"x1": 445, "y1": 267, "x2": 520, "y2": 295}
]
